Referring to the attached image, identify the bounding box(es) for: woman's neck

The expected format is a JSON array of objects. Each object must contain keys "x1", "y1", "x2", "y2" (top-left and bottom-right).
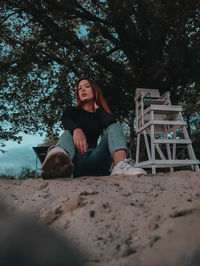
[{"x1": 81, "y1": 101, "x2": 95, "y2": 113}]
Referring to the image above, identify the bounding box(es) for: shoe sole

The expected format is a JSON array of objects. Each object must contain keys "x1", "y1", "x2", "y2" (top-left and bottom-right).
[
  {"x1": 133, "y1": 171, "x2": 147, "y2": 176},
  {"x1": 41, "y1": 152, "x2": 74, "y2": 179},
  {"x1": 110, "y1": 170, "x2": 147, "y2": 176}
]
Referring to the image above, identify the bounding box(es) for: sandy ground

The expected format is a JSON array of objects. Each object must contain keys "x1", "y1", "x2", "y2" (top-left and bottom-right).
[{"x1": 0, "y1": 170, "x2": 200, "y2": 266}]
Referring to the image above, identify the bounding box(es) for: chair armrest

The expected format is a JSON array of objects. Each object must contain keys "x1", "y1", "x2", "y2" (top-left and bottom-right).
[
  {"x1": 134, "y1": 89, "x2": 151, "y2": 102},
  {"x1": 160, "y1": 91, "x2": 170, "y2": 98},
  {"x1": 160, "y1": 91, "x2": 171, "y2": 104}
]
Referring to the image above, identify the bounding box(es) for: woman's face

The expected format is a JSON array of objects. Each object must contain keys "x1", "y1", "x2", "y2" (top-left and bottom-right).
[{"x1": 77, "y1": 79, "x2": 94, "y2": 103}]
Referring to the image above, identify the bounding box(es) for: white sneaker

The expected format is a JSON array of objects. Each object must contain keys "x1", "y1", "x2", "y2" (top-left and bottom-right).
[
  {"x1": 110, "y1": 159, "x2": 147, "y2": 176},
  {"x1": 41, "y1": 147, "x2": 74, "y2": 179}
]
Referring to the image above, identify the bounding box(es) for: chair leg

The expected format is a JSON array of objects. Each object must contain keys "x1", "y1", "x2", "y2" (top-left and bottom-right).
[
  {"x1": 181, "y1": 116, "x2": 199, "y2": 171},
  {"x1": 144, "y1": 131, "x2": 151, "y2": 160},
  {"x1": 150, "y1": 110, "x2": 156, "y2": 174},
  {"x1": 35, "y1": 156, "x2": 38, "y2": 178},
  {"x1": 136, "y1": 133, "x2": 140, "y2": 164},
  {"x1": 152, "y1": 166, "x2": 156, "y2": 174},
  {"x1": 172, "y1": 128, "x2": 176, "y2": 160},
  {"x1": 164, "y1": 125, "x2": 173, "y2": 172}
]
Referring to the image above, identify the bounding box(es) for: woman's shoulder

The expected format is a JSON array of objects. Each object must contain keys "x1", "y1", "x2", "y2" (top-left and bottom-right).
[{"x1": 63, "y1": 106, "x2": 80, "y2": 113}]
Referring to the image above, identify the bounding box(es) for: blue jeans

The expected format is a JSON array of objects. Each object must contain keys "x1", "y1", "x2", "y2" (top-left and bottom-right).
[{"x1": 56, "y1": 123, "x2": 127, "y2": 177}]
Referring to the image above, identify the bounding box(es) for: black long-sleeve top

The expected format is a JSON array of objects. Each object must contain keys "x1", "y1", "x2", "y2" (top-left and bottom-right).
[{"x1": 61, "y1": 106, "x2": 116, "y2": 148}]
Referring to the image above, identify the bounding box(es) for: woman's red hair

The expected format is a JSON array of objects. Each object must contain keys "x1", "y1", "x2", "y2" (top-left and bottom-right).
[{"x1": 75, "y1": 77, "x2": 111, "y2": 114}]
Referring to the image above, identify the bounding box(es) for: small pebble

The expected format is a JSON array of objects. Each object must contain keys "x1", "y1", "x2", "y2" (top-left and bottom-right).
[{"x1": 89, "y1": 210, "x2": 95, "y2": 217}]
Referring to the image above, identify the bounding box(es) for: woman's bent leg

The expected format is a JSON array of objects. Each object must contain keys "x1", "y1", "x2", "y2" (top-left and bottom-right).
[
  {"x1": 74, "y1": 123, "x2": 127, "y2": 177},
  {"x1": 106, "y1": 124, "x2": 147, "y2": 176},
  {"x1": 56, "y1": 130, "x2": 75, "y2": 159}
]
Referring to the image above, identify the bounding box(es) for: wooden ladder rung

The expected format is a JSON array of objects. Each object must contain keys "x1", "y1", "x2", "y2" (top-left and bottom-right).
[
  {"x1": 137, "y1": 120, "x2": 187, "y2": 133},
  {"x1": 153, "y1": 139, "x2": 192, "y2": 144},
  {"x1": 150, "y1": 105, "x2": 183, "y2": 111},
  {"x1": 136, "y1": 159, "x2": 200, "y2": 167}
]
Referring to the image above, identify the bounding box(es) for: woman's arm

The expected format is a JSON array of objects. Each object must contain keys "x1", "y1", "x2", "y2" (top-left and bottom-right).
[
  {"x1": 61, "y1": 107, "x2": 88, "y2": 153},
  {"x1": 73, "y1": 128, "x2": 88, "y2": 154}
]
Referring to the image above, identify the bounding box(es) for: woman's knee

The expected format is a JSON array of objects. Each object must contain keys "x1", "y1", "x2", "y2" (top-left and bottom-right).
[
  {"x1": 105, "y1": 122, "x2": 123, "y2": 133},
  {"x1": 105, "y1": 123, "x2": 125, "y2": 139},
  {"x1": 62, "y1": 130, "x2": 73, "y2": 138},
  {"x1": 57, "y1": 130, "x2": 75, "y2": 159}
]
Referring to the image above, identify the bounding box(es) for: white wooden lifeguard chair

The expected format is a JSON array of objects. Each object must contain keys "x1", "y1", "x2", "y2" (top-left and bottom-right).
[{"x1": 134, "y1": 88, "x2": 200, "y2": 174}]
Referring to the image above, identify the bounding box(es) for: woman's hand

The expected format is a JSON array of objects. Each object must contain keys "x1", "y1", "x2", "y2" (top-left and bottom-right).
[{"x1": 73, "y1": 128, "x2": 88, "y2": 154}]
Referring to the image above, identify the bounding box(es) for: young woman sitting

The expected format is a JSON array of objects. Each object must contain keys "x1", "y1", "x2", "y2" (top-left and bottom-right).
[{"x1": 41, "y1": 77, "x2": 146, "y2": 178}]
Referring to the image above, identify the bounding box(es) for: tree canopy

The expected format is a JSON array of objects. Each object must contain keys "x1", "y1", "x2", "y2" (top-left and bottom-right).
[{"x1": 1, "y1": 0, "x2": 200, "y2": 148}]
